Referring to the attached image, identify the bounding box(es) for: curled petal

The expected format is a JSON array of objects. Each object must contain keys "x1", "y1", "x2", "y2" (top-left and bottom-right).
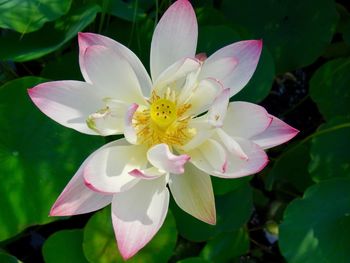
[
  {"x1": 200, "y1": 40, "x2": 263, "y2": 97},
  {"x1": 28, "y1": 81, "x2": 101, "y2": 135},
  {"x1": 83, "y1": 140, "x2": 148, "y2": 194},
  {"x1": 83, "y1": 45, "x2": 146, "y2": 105},
  {"x1": 216, "y1": 128, "x2": 248, "y2": 160},
  {"x1": 208, "y1": 88, "x2": 230, "y2": 127},
  {"x1": 129, "y1": 167, "x2": 166, "y2": 180},
  {"x1": 78, "y1": 32, "x2": 152, "y2": 96},
  {"x1": 112, "y1": 177, "x2": 169, "y2": 260},
  {"x1": 124, "y1": 103, "x2": 138, "y2": 145},
  {"x1": 251, "y1": 115, "x2": 299, "y2": 149},
  {"x1": 150, "y1": 0, "x2": 197, "y2": 81},
  {"x1": 147, "y1": 144, "x2": 190, "y2": 174},
  {"x1": 223, "y1": 102, "x2": 272, "y2": 139},
  {"x1": 169, "y1": 164, "x2": 216, "y2": 225}
]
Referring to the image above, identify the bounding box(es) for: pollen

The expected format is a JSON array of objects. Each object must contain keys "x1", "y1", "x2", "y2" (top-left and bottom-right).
[{"x1": 133, "y1": 91, "x2": 195, "y2": 147}]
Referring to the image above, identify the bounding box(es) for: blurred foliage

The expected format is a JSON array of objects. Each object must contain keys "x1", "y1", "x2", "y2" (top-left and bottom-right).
[{"x1": 0, "y1": 0, "x2": 349, "y2": 262}]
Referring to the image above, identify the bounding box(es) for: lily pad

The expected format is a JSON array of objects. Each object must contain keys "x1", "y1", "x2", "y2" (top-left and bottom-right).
[
  {"x1": 0, "y1": 4, "x2": 100, "y2": 62},
  {"x1": 83, "y1": 207, "x2": 177, "y2": 263},
  {"x1": 0, "y1": 77, "x2": 103, "y2": 241},
  {"x1": 279, "y1": 178, "x2": 350, "y2": 263},
  {"x1": 221, "y1": 0, "x2": 339, "y2": 73},
  {"x1": 0, "y1": 252, "x2": 20, "y2": 263},
  {"x1": 0, "y1": 0, "x2": 72, "y2": 33},
  {"x1": 310, "y1": 58, "x2": 350, "y2": 121},
  {"x1": 43, "y1": 230, "x2": 87, "y2": 263},
  {"x1": 309, "y1": 117, "x2": 350, "y2": 182}
]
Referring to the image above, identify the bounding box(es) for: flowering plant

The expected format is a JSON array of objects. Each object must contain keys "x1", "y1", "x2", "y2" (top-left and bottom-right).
[{"x1": 28, "y1": 0, "x2": 298, "y2": 259}]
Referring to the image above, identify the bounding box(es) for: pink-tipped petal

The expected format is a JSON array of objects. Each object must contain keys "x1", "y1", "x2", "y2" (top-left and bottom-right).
[
  {"x1": 251, "y1": 115, "x2": 299, "y2": 149},
  {"x1": 129, "y1": 167, "x2": 166, "y2": 180},
  {"x1": 83, "y1": 140, "x2": 148, "y2": 194},
  {"x1": 78, "y1": 32, "x2": 152, "y2": 96},
  {"x1": 150, "y1": 0, "x2": 198, "y2": 81},
  {"x1": 83, "y1": 45, "x2": 146, "y2": 105},
  {"x1": 147, "y1": 144, "x2": 190, "y2": 174},
  {"x1": 199, "y1": 57, "x2": 238, "y2": 85},
  {"x1": 200, "y1": 40, "x2": 263, "y2": 97},
  {"x1": 208, "y1": 88, "x2": 230, "y2": 127},
  {"x1": 124, "y1": 103, "x2": 138, "y2": 145},
  {"x1": 169, "y1": 164, "x2": 216, "y2": 225},
  {"x1": 112, "y1": 177, "x2": 169, "y2": 260},
  {"x1": 50, "y1": 146, "x2": 113, "y2": 216},
  {"x1": 28, "y1": 81, "x2": 101, "y2": 135},
  {"x1": 195, "y1": 52, "x2": 207, "y2": 62},
  {"x1": 189, "y1": 139, "x2": 227, "y2": 174},
  {"x1": 223, "y1": 102, "x2": 272, "y2": 139}
]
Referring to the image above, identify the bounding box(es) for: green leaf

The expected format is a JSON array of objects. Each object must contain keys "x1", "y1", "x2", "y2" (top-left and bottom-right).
[
  {"x1": 172, "y1": 182, "x2": 252, "y2": 242},
  {"x1": 221, "y1": 0, "x2": 339, "y2": 73},
  {"x1": 200, "y1": 227, "x2": 249, "y2": 262},
  {"x1": 266, "y1": 142, "x2": 313, "y2": 192},
  {"x1": 0, "y1": 252, "x2": 21, "y2": 263},
  {"x1": 43, "y1": 230, "x2": 87, "y2": 263},
  {"x1": 212, "y1": 176, "x2": 251, "y2": 195},
  {"x1": 279, "y1": 178, "x2": 350, "y2": 263},
  {"x1": 177, "y1": 258, "x2": 209, "y2": 263},
  {"x1": 0, "y1": 0, "x2": 72, "y2": 33},
  {"x1": 310, "y1": 58, "x2": 350, "y2": 120},
  {"x1": 106, "y1": 0, "x2": 146, "y2": 21},
  {"x1": 0, "y1": 77, "x2": 103, "y2": 241},
  {"x1": 309, "y1": 118, "x2": 350, "y2": 182},
  {"x1": 0, "y1": 4, "x2": 100, "y2": 62},
  {"x1": 83, "y1": 207, "x2": 177, "y2": 263}
]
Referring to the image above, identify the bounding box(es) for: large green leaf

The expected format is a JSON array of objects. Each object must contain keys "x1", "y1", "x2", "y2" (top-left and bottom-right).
[
  {"x1": 83, "y1": 207, "x2": 177, "y2": 263},
  {"x1": 0, "y1": 252, "x2": 21, "y2": 263},
  {"x1": 172, "y1": 182, "x2": 252, "y2": 242},
  {"x1": 309, "y1": 117, "x2": 350, "y2": 182},
  {"x1": 221, "y1": 0, "x2": 338, "y2": 73},
  {"x1": 43, "y1": 230, "x2": 87, "y2": 263},
  {"x1": 0, "y1": 77, "x2": 103, "y2": 241},
  {"x1": 310, "y1": 58, "x2": 350, "y2": 121},
  {"x1": 200, "y1": 227, "x2": 249, "y2": 262},
  {"x1": 0, "y1": 4, "x2": 100, "y2": 62},
  {"x1": 279, "y1": 178, "x2": 350, "y2": 263},
  {"x1": 0, "y1": 0, "x2": 72, "y2": 33}
]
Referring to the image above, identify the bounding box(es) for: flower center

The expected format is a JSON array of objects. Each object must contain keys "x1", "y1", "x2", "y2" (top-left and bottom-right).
[{"x1": 150, "y1": 98, "x2": 176, "y2": 128}]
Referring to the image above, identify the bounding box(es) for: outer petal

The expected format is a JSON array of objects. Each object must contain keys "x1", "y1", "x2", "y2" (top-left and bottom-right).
[
  {"x1": 223, "y1": 102, "x2": 272, "y2": 139},
  {"x1": 147, "y1": 144, "x2": 190, "y2": 174},
  {"x1": 83, "y1": 140, "x2": 148, "y2": 194},
  {"x1": 78, "y1": 32, "x2": 152, "y2": 97},
  {"x1": 124, "y1": 103, "x2": 139, "y2": 145},
  {"x1": 28, "y1": 81, "x2": 101, "y2": 135},
  {"x1": 112, "y1": 176, "x2": 169, "y2": 260},
  {"x1": 199, "y1": 40, "x2": 262, "y2": 97},
  {"x1": 208, "y1": 88, "x2": 230, "y2": 127},
  {"x1": 169, "y1": 164, "x2": 216, "y2": 225},
  {"x1": 83, "y1": 45, "x2": 146, "y2": 105},
  {"x1": 50, "y1": 146, "x2": 113, "y2": 216},
  {"x1": 251, "y1": 115, "x2": 299, "y2": 149},
  {"x1": 150, "y1": 0, "x2": 198, "y2": 81}
]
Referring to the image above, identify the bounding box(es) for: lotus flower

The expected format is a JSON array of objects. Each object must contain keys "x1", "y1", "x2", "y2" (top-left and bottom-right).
[{"x1": 28, "y1": 0, "x2": 298, "y2": 259}]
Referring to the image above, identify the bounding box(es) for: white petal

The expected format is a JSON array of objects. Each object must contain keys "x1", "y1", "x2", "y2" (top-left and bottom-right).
[
  {"x1": 180, "y1": 116, "x2": 215, "y2": 151},
  {"x1": 112, "y1": 176, "x2": 169, "y2": 260},
  {"x1": 86, "y1": 99, "x2": 128, "y2": 136},
  {"x1": 212, "y1": 138, "x2": 269, "y2": 178},
  {"x1": 124, "y1": 103, "x2": 138, "y2": 145},
  {"x1": 50, "y1": 154, "x2": 112, "y2": 216},
  {"x1": 129, "y1": 167, "x2": 166, "y2": 180},
  {"x1": 208, "y1": 88, "x2": 230, "y2": 127},
  {"x1": 200, "y1": 40, "x2": 263, "y2": 96},
  {"x1": 223, "y1": 102, "x2": 272, "y2": 139},
  {"x1": 83, "y1": 140, "x2": 148, "y2": 194},
  {"x1": 179, "y1": 78, "x2": 223, "y2": 116},
  {"x1": 189, "y1": 139, "x2": 227, "y2": 174},
  {"x1": 251, "y1": 114, "x2": 299, "y2": 149},
  {"x1": 147, "y1": 144, "x2": 190, "y2": 174},
  {"x1": 28, "y1": 81, "x2": 101, "y2": 135},
  {"x1": 83, "y1": 45, "x2": 146, "y2": 105},
  {"x1": 78, "y1": 32, "x2": 152, "y2": 97},
  {"x1": 169, "y1": 164, "x2": 216, "y2": 225},
  {"x1": 199, "y1": 57, "x2": 238, "y2": 84},
  {"x1": 150, "y1": 0, "x2": 197, "y2": 81},
  {"x1": 216, "y1": 128, "x2": 248, "y2": 160}
]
